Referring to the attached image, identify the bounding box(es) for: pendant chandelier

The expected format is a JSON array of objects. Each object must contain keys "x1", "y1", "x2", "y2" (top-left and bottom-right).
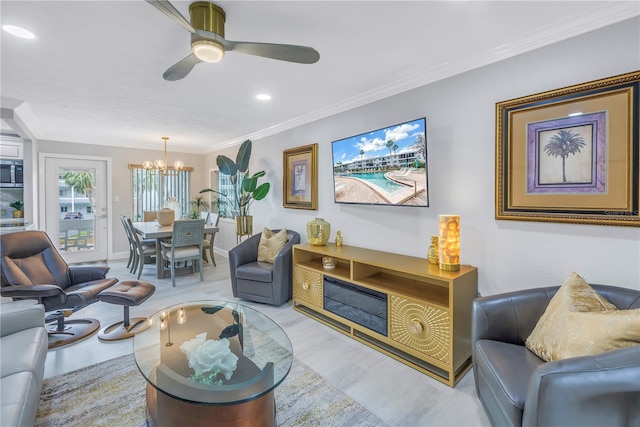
[{"x1": 142, "y1": 137, "x2": 184, "y2": 176}]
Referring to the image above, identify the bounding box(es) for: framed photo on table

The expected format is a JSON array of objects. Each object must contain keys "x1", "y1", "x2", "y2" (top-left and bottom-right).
[
  {"x1": 283, "y1": 143, "x2": 318, "y2": 210},
  {"x1": 495, "y1": 70, "x2": 640, "y2": 227}
]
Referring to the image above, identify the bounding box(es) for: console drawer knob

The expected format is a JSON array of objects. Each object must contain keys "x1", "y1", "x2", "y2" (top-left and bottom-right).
[
  {"x1": 410, "y1": 319, "x2": 424, "y2": 334},
  {"x1": 302, "y1": 280, "x2": 310, "y2": 290}
]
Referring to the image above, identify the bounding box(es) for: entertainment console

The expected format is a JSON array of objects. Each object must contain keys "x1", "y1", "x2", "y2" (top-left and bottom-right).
[{"x1": 292, "y1": 243, "x2": 478, "y2": 387}]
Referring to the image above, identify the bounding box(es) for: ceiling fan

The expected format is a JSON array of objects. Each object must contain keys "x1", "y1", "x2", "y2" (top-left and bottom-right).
[{"x1": 146, "y1": 0, "x2": 320, "y2": 81}]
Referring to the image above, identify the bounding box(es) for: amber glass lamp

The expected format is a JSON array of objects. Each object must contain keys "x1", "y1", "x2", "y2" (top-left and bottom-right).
[{"x1": 438, "y1": 214, "x2": 460, "y2": 271}]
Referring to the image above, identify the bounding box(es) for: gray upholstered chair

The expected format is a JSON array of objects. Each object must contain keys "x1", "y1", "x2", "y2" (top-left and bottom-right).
[
  {"x1": 202, "y1": 212, "x2": 220, "y2": 266},
  {"x1": 0, "y1": 230, "x2": 119, "y2": 347},
  {"x1": 228, "y1": 229, "x2": 300, "y2": 306},
  {"x1": 122, "y1": 216, "x2": 157, "y2": 279},
  {"x1": 471, "y1": 284, "x2": 640, "y2": 427},
  {"x1": 160, "y1": 219, "x2": 205, "y2": 287}
]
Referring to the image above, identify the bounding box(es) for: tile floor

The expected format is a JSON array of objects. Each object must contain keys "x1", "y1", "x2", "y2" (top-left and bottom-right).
[{"x1": 40, "y1": 255, "x2": 490, "y2": 427}]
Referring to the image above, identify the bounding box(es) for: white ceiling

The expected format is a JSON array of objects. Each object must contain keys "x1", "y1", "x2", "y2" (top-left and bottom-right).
[{"x1": 1, "y1": 1, "x2": 638, "y2": 154}]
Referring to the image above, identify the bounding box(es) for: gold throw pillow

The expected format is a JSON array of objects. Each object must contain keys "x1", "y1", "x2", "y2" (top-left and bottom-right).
[
  {"x1": 257, "y1": 228, "x2": 289, "y2": 263},
  {"x1": 525, "y1": 272, "x2": 640, "y2": 362}
]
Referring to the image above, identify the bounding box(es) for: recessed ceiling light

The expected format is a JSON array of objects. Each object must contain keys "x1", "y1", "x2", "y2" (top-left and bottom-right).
[
  {"x1": 256, "y1": 94, "x2": 271, "y2": 101},
  {"x1": 2, "y1": 25, "x2": 36, "y2": 39}
]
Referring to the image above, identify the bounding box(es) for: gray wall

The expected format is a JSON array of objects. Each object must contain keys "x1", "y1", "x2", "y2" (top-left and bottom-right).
[
  {"x1": 208, "y1": 17, "x2": 640, "y2": 295},
  {"x1": 35, "y1": 141, "x2": 209, "y2": 255}
]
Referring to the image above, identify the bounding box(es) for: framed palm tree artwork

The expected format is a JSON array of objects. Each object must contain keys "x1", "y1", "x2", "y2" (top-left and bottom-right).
[{"x1": 495, "y1": 70, "x2": 639, "y2": 227}]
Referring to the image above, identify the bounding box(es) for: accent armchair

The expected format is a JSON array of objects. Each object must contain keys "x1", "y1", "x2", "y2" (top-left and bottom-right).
[
  {"x1": 228, "y1": 229, "x2": 300, "y2": 306},
  {"x1": 471, "y1": 284, "x2": 640, "y2": 427},
  {"x1": 0, "y1": 230, "x2": 118, "y2": 347}
]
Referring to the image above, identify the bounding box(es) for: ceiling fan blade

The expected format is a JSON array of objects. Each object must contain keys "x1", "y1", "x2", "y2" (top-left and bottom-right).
[
  {"x1": 163, "y1": 54, "x2": 202, "y2": 81},
  {"x1": 225, "y1": 41, "x2": 320, "y2": 64},
  {"x1": 146, "y1": 0, "x2": 196, "y2": 34}
]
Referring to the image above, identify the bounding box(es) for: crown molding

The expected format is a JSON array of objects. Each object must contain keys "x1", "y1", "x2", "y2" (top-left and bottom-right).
[{"x1": 216, "y1": 4, "x2": 639, "y2": 151}]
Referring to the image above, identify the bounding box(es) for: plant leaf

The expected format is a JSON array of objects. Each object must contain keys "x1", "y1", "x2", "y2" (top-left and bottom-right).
[
  {"x1": 253, "y1": 183, "x2": 270, "y2": 200},
  {"x1": 201, "y1": 305, "x2": 226, "y2": 315},
  {"x1": 219, "y1": 324, "x2": 240, "y2": 339},
  {"x1": 236, "y1": 139, "x2": 252, "y2": 173},
  {"x1": 239, "y1": 194, "x2": 251, "y2": 207},
  {"x1": 242, "y1": 175, "x2": 258, "y2": 193},
  {"x1": 216, "y1": 155, "x2": 237, "y2": 176}
]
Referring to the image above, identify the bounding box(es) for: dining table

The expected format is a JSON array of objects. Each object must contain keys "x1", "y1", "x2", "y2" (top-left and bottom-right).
[{"x1": 132, "y1": 221, "x2": 219, "y2": 279}]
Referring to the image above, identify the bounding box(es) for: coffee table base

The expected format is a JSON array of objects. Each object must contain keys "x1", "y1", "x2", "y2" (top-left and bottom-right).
[{"x1": 146, "y1": 383, "x2": 276, "y2": 427}]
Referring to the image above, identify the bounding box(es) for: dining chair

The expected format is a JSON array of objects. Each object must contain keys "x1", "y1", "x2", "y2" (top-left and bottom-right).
[
  {"x1": 202, "y1": 212, "x2": 220, "y2": 266},
  {"x1": 120, "y1": 216, "x2": 135, "y2": 270},
  {"x1": 160, "y1": 219, "x2": 205, "y2": 287},
  {"x1": 123, "y1": 217, "x2": 157, "y2": 279}
]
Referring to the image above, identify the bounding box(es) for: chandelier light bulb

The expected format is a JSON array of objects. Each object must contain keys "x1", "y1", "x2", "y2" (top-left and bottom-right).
[
  {"x1": 177, "y1": 308, "x2": 187, "y2": 325},
  {"x1": 142, "y1": 137, "x2": 184, "y2": 175}
]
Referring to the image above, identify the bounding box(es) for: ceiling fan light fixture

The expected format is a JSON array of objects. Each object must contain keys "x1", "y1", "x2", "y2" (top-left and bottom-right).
[{"x1": 192, "y1": 40, "x2": 224, "y2": 62}]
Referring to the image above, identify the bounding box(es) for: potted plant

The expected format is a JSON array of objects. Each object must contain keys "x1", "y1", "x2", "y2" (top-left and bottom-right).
[
  {"x1": 200, "y1": 139, "x2": 270, "y2": 237},
  {"x1": 9, "y1": 200, "x2": 24, "y2": 218},
  {"x1": 190, "y1": 195, "x2": 209, "y2": 217}
]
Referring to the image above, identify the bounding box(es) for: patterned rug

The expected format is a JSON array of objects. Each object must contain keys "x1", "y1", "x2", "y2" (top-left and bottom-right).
[{"x1": 36, "y1": 354, "x2": 387, "y2": 427}]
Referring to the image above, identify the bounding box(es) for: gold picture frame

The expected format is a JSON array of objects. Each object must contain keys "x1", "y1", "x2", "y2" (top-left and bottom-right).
[
  {"x1": 496, "y1": 70, "x2": 639, "y2": 227},
  {"x1": 283, "y1": 143, "x2": 318, "y2": 210}
]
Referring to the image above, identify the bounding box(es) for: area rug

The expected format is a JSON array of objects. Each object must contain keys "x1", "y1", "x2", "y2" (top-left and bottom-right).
[{"x1": 36, "y1": 354, "x2": 387, "y2": 427}]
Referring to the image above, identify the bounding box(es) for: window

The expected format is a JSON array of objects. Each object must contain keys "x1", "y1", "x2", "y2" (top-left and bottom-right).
[
  {"x1": 217, "y1": 172, "x2": 245, "y2": 218},
  {"x1": 130, "y1": 167, "x2": 191, "y2": 221}
]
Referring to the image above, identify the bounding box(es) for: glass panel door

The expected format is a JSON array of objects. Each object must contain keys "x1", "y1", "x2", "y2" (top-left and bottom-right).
[
  {"x1": 57, "y1": 168, "x2": 95, "y2": 254},
  {"x1": 43, "y1": 156, "x2": 108, "y2": 263}
]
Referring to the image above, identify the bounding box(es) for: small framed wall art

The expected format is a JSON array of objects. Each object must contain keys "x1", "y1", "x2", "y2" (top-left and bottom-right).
[
  {"x1": 495, "y1": 70, "x2": 639, "y2": 227},
  {"x1": 283, "y1": 143, "x2": 318, "y2": 210}
]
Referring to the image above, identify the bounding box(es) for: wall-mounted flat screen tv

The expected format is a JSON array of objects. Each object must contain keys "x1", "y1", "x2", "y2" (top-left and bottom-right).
[{"x1": 331, "y1": 117, "x2": 428, "y2": 207}]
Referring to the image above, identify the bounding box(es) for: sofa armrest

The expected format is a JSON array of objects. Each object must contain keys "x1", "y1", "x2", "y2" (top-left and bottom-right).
[
  {"x1": 229, "y1": 233, "x2": 262, "y2": 268},
  {"x1": 522, "y1": 346, "x2": 640, "y2": 427},
  {"x1": 69, "y1": 265, "x2": 110, "y2": 283},
  {"x1": 0, "y1": 301, "x2": 45, "y2": 337},
  {"x1": 270, "y1": 233, "x2": 301, "y2": 300},
  {"x1": 1, "y1": 284, "x2": 64, "y2": 299},
  {"x1": 472, "y1": 287, "x2": 558, "y2": 347}
]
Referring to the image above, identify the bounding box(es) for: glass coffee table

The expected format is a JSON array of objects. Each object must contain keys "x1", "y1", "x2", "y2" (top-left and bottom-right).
[{"x1": 133, "y1": 300, "x2": 293, "y2": 427}]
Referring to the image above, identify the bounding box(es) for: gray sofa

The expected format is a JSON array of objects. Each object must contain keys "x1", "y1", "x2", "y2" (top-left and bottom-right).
[
  {"x1": 1, "y1": 301, "x2": 48, "y2": 427},
  {"x1": 471, "y1": 284, "x2": 640, "y2": 427}
]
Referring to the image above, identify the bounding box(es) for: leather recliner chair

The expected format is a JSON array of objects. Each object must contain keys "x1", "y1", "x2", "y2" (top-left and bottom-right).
[
  {"x1": 471, "y1": 284, "x2": 640, "y2": 427},
  {"x1": 228, "y1": 229, "x2": 300, "y2": 306},
  {"x1": 0, "y1": 230, "x2": 118, "y2": 348}
]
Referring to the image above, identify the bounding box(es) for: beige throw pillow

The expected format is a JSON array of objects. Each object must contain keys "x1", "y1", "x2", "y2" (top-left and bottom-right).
[
  {"x1": 525, "y1": 272, "x2": 640, "y2": 362},
  {"x1": 257, "y1": 228, "x2": 289, "y2": 263}
]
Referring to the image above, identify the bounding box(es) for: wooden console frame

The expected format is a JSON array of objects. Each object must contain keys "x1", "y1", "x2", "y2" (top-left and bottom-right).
[{"x1": 292, "y1": 243, "x2": 478, "y2": 387}]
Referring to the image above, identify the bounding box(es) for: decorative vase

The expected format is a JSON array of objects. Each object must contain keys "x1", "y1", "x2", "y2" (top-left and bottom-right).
[
  {"x1": 157, "y1": 208, "x2": 175, "y2": 226},
  {"x1": 236, "y1": 215, "x2": 253, "y2": 236},
  {"x1": 12, "y1": 210, "x2": 23, "y2": 219},
  {"x1": 322, "y1": 256, "x2": 336, "y2": 269},
  {"x1": 306, "y1": 218, "x2": 330, "y2": 246},
  {"x1": 427, "y1": 236, "x2": 439, "y2": 265},
  {"x1": 335, "y1": 231, "x2": 343, "y2": 247},
  {"x1": 164, "y1": 197, "x2": 182, "y2": 220}
]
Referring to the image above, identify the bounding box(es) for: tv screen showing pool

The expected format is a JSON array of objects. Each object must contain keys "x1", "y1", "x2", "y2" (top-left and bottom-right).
[{"x1": 331, "y1": 117, "x2": 429, "y2": 207}]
